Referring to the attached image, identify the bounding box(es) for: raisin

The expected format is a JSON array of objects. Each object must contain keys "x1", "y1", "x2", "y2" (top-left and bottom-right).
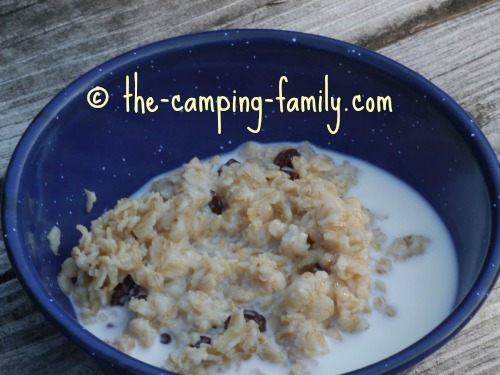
[
  {"x1": 160, "y1": 333, "x2": 172, "y2": 344},
  {"x1": 110, "y1": 275, "x2": 148, "y2": 306},
  {"x1": 273, "y1": 149, "x2": 300, "y2": 169},
  {"x1": 110, "y1": 284, "x2": 128, "y2": 306},
  {"x1": 301, "y1": 263, "x2": 330, "y2": 274},
  {"x1": 190, "y1": 335, "x2": 211, "y2": 348},
  {"x1": 307, "y1": 235, "x2": 315, "y2": 247},
  {"x1": 209, "y1": 190, "x2": 224, "y2": 215},
  {"x1": 223, "y1": 316, "x2": 231, "y2": 330},
  {"x1": 217, "y1": 159, "x2": 240, "y2": 174},
  {"x1": 282, "y1": 169, "x2": 299, "y2": 180},
  {"x1": 224, "y1": 310, "x2": 266, "y2": 332},
  {"x1": 131, "y1": 285, "x2": 148, "y2": 300},
  {"x1": 244, "y1": 310, "x2": 267, "y2": 332}
]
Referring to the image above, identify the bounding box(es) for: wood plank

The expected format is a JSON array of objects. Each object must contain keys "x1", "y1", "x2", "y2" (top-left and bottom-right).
[
  {"x1": 0, "y1": 244, "x2": 15, "y2": 281},
  {"x1": 0, "y1": 278, "x2": 101, "y2": 374},
  {"x1": 0, "y1": 217, "x2": 17, "y2": 285},
  {"x1": 0, "y1": 279, "x2": 43, "y2": 328},
  {"x1": 0, "y1": 0, "x2": 38, "y2": 17},
  {"x1": 0, "y1": 332, "x2": 101, "y2": 375},
  {"x1": 379, "y1": 2, "x2": 500, "y2": 156}
]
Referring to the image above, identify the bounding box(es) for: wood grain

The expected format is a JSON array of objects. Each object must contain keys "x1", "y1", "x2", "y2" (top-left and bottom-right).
[
  {"x1": 379, "y1": 2, "x2": 500, "y2": 157},
  {"x1": 0, "y1": 0, "x2": 499, "y2": 374}
]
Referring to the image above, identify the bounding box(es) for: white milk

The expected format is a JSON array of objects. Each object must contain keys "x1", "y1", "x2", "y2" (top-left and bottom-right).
[{"x1": 72, "y1": 142, "x2": 458, "y2": 374}]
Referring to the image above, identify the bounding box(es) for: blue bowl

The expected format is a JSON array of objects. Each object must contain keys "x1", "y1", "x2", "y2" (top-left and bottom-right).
[{"x1": 2, "y1": 29, "x2": 500, "y2": 375}]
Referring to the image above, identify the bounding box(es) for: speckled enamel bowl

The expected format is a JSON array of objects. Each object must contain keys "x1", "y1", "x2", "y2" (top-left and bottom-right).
[{"x1": 2, "y1": 30, "x2": 500, "y2": 375}]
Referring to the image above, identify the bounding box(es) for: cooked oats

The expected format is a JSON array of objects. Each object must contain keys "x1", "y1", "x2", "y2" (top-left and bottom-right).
[
  {"x1": 47, "y1": 225, "x2": 61, "y2": 256},
  {"x1": 59, "y1": 142, "x2": 429, "y2": 374},
  {"x1": 84, "y1": 188, "x2": 97, "y2": 213}
]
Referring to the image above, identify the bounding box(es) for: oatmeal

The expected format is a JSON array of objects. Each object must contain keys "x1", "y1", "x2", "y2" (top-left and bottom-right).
[
  {"x1": 48, "y1": 225, "x2": 61, "y2": 255},
  {"x1": 84, "y1": 188, "x2": 97, "y2": 213},
  {"x1": 58, "y1": 142, "x2": 456, "y2": 375}
]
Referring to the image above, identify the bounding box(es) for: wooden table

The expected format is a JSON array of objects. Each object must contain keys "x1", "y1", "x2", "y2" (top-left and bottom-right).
[{"x1": 1, "y1": 1, "x2": 499, "y2": 374}]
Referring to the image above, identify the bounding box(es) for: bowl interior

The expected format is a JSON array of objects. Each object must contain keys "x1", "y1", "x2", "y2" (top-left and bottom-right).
[{"x1": 3, "y1": 30, "x2": 499, "y2": 374}]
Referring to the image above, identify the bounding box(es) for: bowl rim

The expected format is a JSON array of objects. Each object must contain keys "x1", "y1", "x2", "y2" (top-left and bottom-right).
[{"x1": 2, "y1": 28, "x2": 500, "y2": 375}]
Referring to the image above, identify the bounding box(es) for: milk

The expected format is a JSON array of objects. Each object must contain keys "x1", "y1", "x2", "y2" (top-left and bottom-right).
[{"x1": 72, "y1": 142, "x2": 458, "y2": 374}]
